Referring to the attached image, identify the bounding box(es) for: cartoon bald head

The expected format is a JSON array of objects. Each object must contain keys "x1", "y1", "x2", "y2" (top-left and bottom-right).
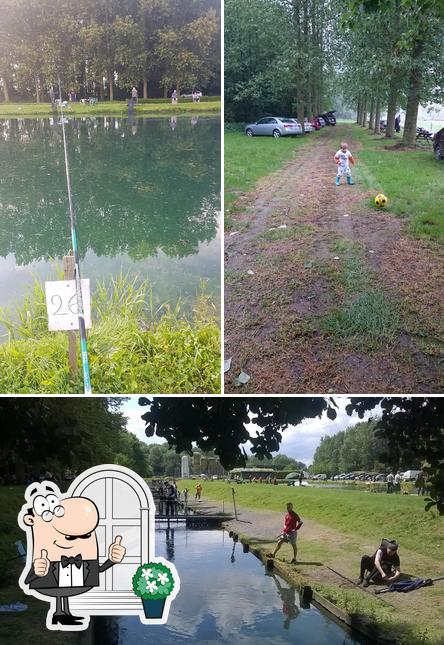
[{"x1": 22, "y1": 484, "x2": 101, "y2": 562}]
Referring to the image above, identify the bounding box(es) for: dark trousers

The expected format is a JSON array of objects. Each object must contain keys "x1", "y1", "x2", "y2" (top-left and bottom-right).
[
  {"x1": 166, "y1": 499, "x2": 175, "y2": 515},
  {"x1": 360, "y1": 556, "x2": 390, "y2": 583}
]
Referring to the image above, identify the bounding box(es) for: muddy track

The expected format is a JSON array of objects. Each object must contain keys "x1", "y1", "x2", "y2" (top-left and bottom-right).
[{"x1": 224, "y1": 125, "x2": 444, "y2": 393}]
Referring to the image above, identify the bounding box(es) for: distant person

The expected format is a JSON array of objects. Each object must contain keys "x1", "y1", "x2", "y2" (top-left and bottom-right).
[
  {"x1": 195, "y1": 482, "x2": 202, "y2": 501},
  {"x1": 69, "y1": 88, "x2": 77, "y2": 102},
  {"x1": 131, "y1": 86, "x2": 138, "y2": 103},
  {"x1": 192, "y1": 90, "x2": 197, "y2": 103},
  {"x1": 266, "y1": 502, "x2": 303, "y2": 565},
  {"x1": 183, "y1": 488, "x2": 189, "y2": 504},
  {"x1": 171, "y1": 89, "x2": 178, "y2": 104},
  {"x1": 357, "y1": 539, "x2": 401, "y2": 587},
  {"x1": 394, "y1": 471, "x2": 402, "y2": 493},
  {"x1": 334, "y1": 142, "x2": 355, "y2": 186},
  {"x1": 415, "y1": 472, "x2": 426, "y2": 496},
  {"x1": 386, "y1": 471, "x2": 394, "y2": 493},
  {"x1": 395, "y1": 114, "x2": 401, "y2": 133},
  {"x1": 165, "y1": 482, "x2": 176, "y2": 516},
  {"x1": 298, "y1": 472, "x2": 304, "y2": 487}
]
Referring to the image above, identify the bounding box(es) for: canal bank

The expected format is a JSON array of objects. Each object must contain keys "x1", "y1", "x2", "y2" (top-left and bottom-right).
[{"x1": 185, "y1": 495, "x2": 443, "y2": 645}]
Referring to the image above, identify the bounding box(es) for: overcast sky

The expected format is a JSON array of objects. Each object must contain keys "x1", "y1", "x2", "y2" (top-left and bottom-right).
[{"x1": 123, "y1": 397, "x2": 377, "y2": 465}]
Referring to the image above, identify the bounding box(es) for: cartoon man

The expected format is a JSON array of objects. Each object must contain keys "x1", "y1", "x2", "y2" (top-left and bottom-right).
[{"x1": 18, "y1": 481, "x2": 126, "y2": 629}]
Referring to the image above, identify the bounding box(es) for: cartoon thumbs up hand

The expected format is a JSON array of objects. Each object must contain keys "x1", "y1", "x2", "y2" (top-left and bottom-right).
[
  {"x1": 34, "y1": 549, "x2": 50, "y2": 576},
  {"x1": 109, "y1": 535, "x2": 125, "y2": 563}
]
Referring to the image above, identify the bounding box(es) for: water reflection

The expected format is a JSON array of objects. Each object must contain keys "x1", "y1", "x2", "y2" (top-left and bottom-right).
[
  {"x1": 96, "y1": 529, "x2": 368, "y2": 645},
  {"x1": 0, "y1": 116, "x2": 219, "y2": 264},
  {"x1": 0, "y1": 116, "x2": 220, "y2": 312}
]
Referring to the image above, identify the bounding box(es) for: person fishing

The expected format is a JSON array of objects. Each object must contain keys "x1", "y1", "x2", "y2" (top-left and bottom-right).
[
  {"x1": 266, "y1": 502, "x2": 303, "y2": 565},
  {"x1": 357, "y1": 539, "x2": 401, "y2": 587}
]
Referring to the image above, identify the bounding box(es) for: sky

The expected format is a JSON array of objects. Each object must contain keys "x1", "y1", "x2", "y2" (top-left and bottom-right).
[{"x1": 122, "y1": 397, "x2": 377, "y2": 466}]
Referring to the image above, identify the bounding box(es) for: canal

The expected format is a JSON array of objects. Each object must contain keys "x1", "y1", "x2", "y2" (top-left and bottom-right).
[
  {"x1": 94, "y1": 527, "x2": 369, "y2": 644},
  {"x1": 0, "y1": 115, "x2": 220, "y2": 329}
]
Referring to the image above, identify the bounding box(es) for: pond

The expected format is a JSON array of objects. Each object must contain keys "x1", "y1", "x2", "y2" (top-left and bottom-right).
[
  {"x1": 0, "y1": 114, "x2": 220, "y2": 328},
  {"x1": 94, "y1": 528, "x2": 368, "y2": 644}
]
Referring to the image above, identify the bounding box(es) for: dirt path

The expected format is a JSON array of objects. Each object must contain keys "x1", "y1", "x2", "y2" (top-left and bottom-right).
[
  {"x1": 192, "y1": 496, "x2": 444, "y2": 636},
  {"x1": 224, "y1": 125, "x2": 444, "y2": 392}
]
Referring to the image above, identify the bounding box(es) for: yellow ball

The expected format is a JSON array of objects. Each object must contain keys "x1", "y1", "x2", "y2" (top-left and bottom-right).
[{"x1": 374, "y1": 194, "x2": 388, "y2": 208}]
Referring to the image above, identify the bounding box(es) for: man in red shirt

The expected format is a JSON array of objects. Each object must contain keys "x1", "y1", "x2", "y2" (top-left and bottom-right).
[{"x1": 267, "y1": 503, "x2": 303, "y2": 564}]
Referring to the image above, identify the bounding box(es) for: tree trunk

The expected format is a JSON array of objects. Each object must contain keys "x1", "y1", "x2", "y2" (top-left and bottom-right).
[
  {"x1": 143, "y1": 78, "x2": 148, "y2": 99},
  {"x1": 108, "y1": 73, "x2": 114, "y2": 101},
  {"x1": 374, "y1": 96, "x2": 381, "y2": 134},
  {"x1": 368, "y1": 100, "x2": 375, "y2": 130},
  {"x1": 163, "y1": 85, "x2": 168, "y2": 99},
  {"x1": 35, "y1": 77, "x2": 40, "y2": 103},
  {"x1": 361, "y1": 97, "x2": 367, "y2": 127},
  {"x1": 402, "y1": 40, "x2": 424, "y2": 147},
  {"x1": 385, "y1": 84, "x2": 398, "y2": 138},
  {"x1": 356, "y1": 98, "x2": 361, "y2": 124},
  {"x1": 2, "y1": 80, "x2": 10, "y2": 102},
  {"x1": 99, "y1": 81, "x2": 104, "y2": 101}
]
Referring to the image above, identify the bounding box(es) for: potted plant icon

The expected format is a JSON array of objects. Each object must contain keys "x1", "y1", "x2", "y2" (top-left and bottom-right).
[{"x1": 132, "y1": 561, "x2": 176, "y2": 619}]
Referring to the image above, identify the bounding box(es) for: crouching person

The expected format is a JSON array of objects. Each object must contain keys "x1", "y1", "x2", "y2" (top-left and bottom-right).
[{"x1": 357, "y1": 539, "x2": 401, "y2": 588}]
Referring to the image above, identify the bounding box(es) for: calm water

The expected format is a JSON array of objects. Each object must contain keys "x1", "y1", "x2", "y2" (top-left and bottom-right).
[
  {"x1": 0, "y1": 115, "x2": 220, "y2": 319},
  {"x1": 97, "y1": 529, "x2": 368, "y2": 645}
]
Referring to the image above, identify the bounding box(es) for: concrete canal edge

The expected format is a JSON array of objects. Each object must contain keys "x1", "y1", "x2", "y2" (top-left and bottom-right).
[{"x1": 228, "y1": 529, "x2": 397, "y2": 645}]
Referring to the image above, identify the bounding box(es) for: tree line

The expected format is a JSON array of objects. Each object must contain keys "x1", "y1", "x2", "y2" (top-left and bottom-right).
[
  {"x1": 0, "y1": 0, "x2": 220, "y2": 102},
  {"x1": 225, "y1": 0, "x2": 444, "y2": 146}
]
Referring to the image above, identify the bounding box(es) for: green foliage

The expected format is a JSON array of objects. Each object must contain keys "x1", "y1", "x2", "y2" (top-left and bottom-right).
[
  {"x1": 0, "y1": 0, "x2": 221, "y2": 101},
  {"x1": 0, "y1": 275, "x2": 220, "y2": 393},
  {"x1": 312, "y1": 421, "x2": 392, "y2": 475},
  {"x1": 132, "y1": 562, "x2": 175, "y2": 600}
]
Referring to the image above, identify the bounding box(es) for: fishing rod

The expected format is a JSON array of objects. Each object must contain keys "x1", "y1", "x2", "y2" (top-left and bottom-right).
[{"x1": 57, "y1": 79, "x2": 92, "y2": 394}]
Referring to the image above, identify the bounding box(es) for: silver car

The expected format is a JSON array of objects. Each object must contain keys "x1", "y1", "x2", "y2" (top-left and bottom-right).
[{"x1": 245, "y1": 116, "x2": 302, "y2": 138}]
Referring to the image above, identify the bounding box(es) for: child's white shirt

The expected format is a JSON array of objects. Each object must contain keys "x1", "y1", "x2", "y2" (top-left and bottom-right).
[{"x1": 335, "y1": 149, "x2": 353, "y2": 168}]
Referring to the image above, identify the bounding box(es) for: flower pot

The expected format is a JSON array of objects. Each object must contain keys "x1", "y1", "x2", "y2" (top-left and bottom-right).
[{"x1": 141, "y1": 597, "x2": 166, "y2": 619}]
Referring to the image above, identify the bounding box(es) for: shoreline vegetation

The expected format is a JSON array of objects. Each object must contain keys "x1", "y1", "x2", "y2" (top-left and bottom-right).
[
  {"x1": 0, "y1": 275, "x2": 220, "y2": 394},
  {"x1": 0, "y1": 97, "x2": 221, "y2": 119},
  {"x1": 183, "y1": 480, "x2": 443, "y2": 645}
]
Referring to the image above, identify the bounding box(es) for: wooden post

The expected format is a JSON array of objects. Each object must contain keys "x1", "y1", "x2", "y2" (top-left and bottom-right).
[
  {"x1": 231, "y1": 487, "x2": 238, "y2": 520},
  {"x1": 63, "y1": 255, "x2": 78, "y2": 378}
]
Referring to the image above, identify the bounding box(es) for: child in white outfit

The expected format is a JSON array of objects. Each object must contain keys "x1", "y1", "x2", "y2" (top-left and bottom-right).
[{"x1": 334, "y1": 142, "x2": 355, "y2": 185}]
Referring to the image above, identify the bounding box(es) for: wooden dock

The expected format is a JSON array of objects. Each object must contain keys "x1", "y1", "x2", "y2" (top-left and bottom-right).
[{"x1": 155, "y1": 513, "x2": 233, "y2": 528}]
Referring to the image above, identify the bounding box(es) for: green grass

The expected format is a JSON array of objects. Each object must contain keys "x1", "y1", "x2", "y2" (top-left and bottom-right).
[
  {"x1": 224, "y1": 127, "x2": 325, "y2": 228},
  {"x1": 185, "y1": 481, "x2": 443, "y2": 558},
  {"x1": 351, "y1": 125, "x2": 444, "y2": 243},
  {"x1": 0, "y1": 275, "x2": 220, "y2": 393},
  {"x1": 0, "y1": 98, "x2": 221, "y2": 118}
]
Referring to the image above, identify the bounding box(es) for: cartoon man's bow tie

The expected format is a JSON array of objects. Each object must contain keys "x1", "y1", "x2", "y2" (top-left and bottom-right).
[{"x1": 61, "y1": 554, "x2": 83, "y2": 569}]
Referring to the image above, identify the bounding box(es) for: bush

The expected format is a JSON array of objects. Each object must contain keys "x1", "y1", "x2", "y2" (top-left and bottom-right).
[{"x1": 0, "y1": 275, "x2": 220, "y2": 393}]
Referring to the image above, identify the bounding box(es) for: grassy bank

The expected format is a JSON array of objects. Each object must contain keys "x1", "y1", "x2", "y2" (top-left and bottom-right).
[
  {"x1": 0, "y1": 276, "x2": 220, "y2": 393},
  {"x1": 0, "y1": 98, "x2": 221, "y2": 118},
  {"x1": 0, "y1": 486, "x2": 79, "y2": 645},
  {"x1": 224, "y1": 126, "x2": 327, "y2": 229},
  {"x1": 185, "y1": 480, "x2": 442, "y2": 556},
  {"x1": 351, "y1": 125, "x2": 444, "y2": 244},
  {"x1": 183, "y1": 480, "x2": 444, "y2": 644}
]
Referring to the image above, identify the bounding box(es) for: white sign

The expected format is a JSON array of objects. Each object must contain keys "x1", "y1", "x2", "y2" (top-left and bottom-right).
[{"x1": 45, "y1": 279, "x2": 92, "y2": 331}]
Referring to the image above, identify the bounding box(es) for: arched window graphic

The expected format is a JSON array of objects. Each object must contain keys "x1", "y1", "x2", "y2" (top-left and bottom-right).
[{"x1": 67, "y1": 465, "x2": 154, "y2": 615}]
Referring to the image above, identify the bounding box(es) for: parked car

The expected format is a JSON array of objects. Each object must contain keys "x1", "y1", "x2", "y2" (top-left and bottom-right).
[
  {"x1": 403, "y1": 470, "x2": 423, "y2": 482},
  {"x1": 244, "y1": 116, "x2": 302, "y2": 138},
  {"x1": 433, "y1": 127, "x2": 444, "y2": 160},
  {"x1": 181, "y1": 90, "x2": 202, "y2": 99}
]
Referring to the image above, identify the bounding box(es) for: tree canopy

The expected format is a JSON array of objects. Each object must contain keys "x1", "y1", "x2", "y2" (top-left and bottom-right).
[
  {"x1": 225, "y1": 0, "x2": 444, "y2": 145},
  {"x1": 140, "y1": 397, "x2": 444, "y2": 513},
  {"x1": 0, "y1": 0, "x2": 220, "y2": 102}
]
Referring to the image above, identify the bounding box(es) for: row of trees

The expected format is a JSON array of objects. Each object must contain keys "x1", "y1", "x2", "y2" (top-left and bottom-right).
[
  {"x1": 246, "y1": 454, "x2": 307, "y2": 472},
  {"x1": 312, "y1": 421, "x2": 393, "y2": 475},
  {"x1": 0, "y1": 0, "x2": 220, "y2": 102},
  {"x1": 341, "y1": 0, "x2": 444, "y2": 146},
  {"x1": 225, "y1": 0, "x2": 335, "y2": 122},
  {"x1": 0, "y1": 398, "x2": 158, "y2": 483},
  {"x1": 225, "y1": 0, "x2": 444, "y2": 147}
]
